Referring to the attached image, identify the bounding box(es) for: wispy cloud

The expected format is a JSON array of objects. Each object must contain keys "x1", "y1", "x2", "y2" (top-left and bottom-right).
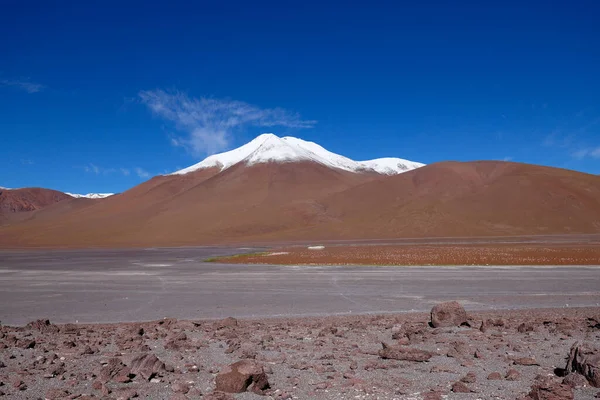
[
  {"x1": 572, "y1": 147, "x2": 600, "y2": 160},
  {"x1": 0, "y1": 78, "x2": 45, "y2": 93},
  {"x1": 20, "y1": 159, "x2": 34, "y2": 165},
  {"x1": 81, "y1": 164, "x2": 149, "y2": 178},
  {"x1": 84, "y1": 163, "x2": 101, "y2": 174},
  {"x1": 138, "y1": 89, "x2": 317, "y2": 155},
  {"x1": 134, "y1": 167, "x2": 151, "y2": 178},
  {"x1": 503, "y1": 156, "x2": 513, "y2": 161}
]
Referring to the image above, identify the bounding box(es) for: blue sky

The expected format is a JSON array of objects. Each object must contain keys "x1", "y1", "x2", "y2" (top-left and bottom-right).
[{"x1": 1, "y1": 0, "x2": 599, "y2": 194}]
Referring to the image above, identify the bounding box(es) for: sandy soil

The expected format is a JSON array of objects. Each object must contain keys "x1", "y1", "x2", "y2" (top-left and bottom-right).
[
  {"x1": 216, "y1": 244, "x2": 600, "y2": 266},
  {"x1": 1, "y1": 308, "x2": 599, "y2": 399}
]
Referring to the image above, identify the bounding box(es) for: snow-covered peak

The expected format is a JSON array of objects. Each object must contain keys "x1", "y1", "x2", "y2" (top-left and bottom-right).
[
  {"x1": 66, "y1": 193, "x2": 114, "y2": 199},
  {"x1": 172, "y1": 133, "x2": 424, "y2": 175}
]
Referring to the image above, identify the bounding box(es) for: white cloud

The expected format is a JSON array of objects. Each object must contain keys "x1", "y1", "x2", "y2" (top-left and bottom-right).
[
  {"x1": 84, "y1": 164, "x2": 101, "y2": 174},
  {"x1": 503, "y1": 156, "x2": 513, "y2": 161},
  {"x1": 135, "y1": 167, "x2": 151, "y2": 178},
  {"x1": 138, "y1": 89, "x2": 316, "y2": 155},
  {"x1": 572, "y1": 147, "x2": 600, "y2": 160},
  {"x1": 0, "y1": 78, "x2": 45, "y2": 93},
  {"x1": 82, "y1": 164, "x2": 140, "y2": 176}
]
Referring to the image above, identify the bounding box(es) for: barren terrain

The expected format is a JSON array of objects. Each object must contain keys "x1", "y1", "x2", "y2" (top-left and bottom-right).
[
  {"x1": 2, "y1": 161, "x2": 600, "y2": 248},
  {"x1": 1, "y1": 308, "x2": 599, "y2": 399},
  {"x1": 216, "y1": 243, "x2": 600, "y2": 266}
]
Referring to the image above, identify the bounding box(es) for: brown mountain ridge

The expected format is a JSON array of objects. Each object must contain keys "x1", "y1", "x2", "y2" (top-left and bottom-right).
[{"x1": 0, "y1": 160, "x2": 599, "y2": 248}]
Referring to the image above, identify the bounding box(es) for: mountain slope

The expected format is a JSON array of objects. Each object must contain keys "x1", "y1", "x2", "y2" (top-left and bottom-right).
[
  {"x1": 303, "y1": 161, "x2": 600, "y2": 239},
  {"x1": 0, "y1": 160, "x2": 378, "y2": 247},
  {"x1": 0, "y1": 187, "x2": 72, "y2": 225}
]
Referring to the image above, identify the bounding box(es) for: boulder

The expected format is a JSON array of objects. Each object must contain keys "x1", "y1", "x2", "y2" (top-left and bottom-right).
[
  {"x1": 215, "y1": 359, "x2": 270, "y2": 394},
  {"x1": 26, "y1": 319, "x2": 60, "y2": 334},
  {"x1": 525, "y1": 376, "x2": 573, "y2": 400},
  {"x1": 565, "y1": 342, "x2": 600, "y2": 387},
  {"x1": 430, "y1": 301, "x2": 468, "y2": 328},
  {"x1": 130, "y1": 353, "x2": 166, "y2": 381}
]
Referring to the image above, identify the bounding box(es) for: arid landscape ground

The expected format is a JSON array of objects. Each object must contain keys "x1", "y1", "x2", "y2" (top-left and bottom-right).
[
  {"x1": 1, "y1": 307, "x2": 599, "y2": 399},
  {"x1": 2, "y1": 153, "x2": 600, "y2": 399}
]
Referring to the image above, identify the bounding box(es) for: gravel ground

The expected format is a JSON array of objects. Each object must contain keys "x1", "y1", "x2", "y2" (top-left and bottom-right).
[{"x1": 1, "y1": 307, "x2": 599, "y2": 399}]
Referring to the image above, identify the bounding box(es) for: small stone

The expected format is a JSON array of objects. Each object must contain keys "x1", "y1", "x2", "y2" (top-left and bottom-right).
[
  {"x1": 487, "y1": 372, "x2": 502, "y2": 380},
  {"x1": 451, "y1": 381, "x2": 471, "y2": 393},
  {"x1": 506, "y1": 368, "x2": 521, "y2": 380},
  {"x1": 460, "y1": 371, "x2": 477, "y2": 383},
  {"x1": 514, "y1": 357, "x2": 539, "y2": 366}
]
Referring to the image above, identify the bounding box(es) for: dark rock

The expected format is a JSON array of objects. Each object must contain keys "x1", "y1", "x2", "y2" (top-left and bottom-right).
[
  {"x1": 451, "y1": 381, "x2": 471, "y2": 393},
  {"x1": 98, "y1": 358, "x2": 126, "y2": 384},
  {"x1": 514, "y1": 357, "x2": 539, "y2": 366},
  {"x1": 460, "y1": 371, "x2": 477, "y2": 383},
  {"x1": 172, "y1": 382, "x2": 190, "y2": 394},
  {"x1": 61, "y1": 324, "x2": 80, "y2": 334},
  {"x1": 26, "y1": 319, "x2": 60, "y2": 334},
  {"x1": 215, "y1": 359, "x2": 270, "y2": 394},
  {"x1": 526, "y1": 376, "x2": 573, "y2": 400},
  {"x1": 565, "y1": 342, "x2": 600, "y2": 387},
  {"x1": 487, "y1": 372, "x2": 502, "y2": 380},
  {"x1": 45, "y1": 388, "x2": 71, "y2": 399},
  {"x1": 378, "y1": 343, "x2": 433, "y2": 362},
  {"x1": 518, "y1": 322, "x2": 536, "y2": 333},
  {"x1": 18, "y1": 339, "x2": 35, "y2": 349},
  {"x1": 506, "y1": 368, "x2": 521, "y2": 380},
  {"x1": 422, "y1": 391, "x2": 444, "y2": 400},
  {"x1": 130, "y1": 353, "x2": 166, "y2": 381},
  {"x1": 114, "y1": 367, "x2": 135, "y2": 383},
  {"x1": 430, "y1": 301, "x2": 468, "y2": 328},
  {"x1": 562, "y1": 373, "x2": 589, "y2": 388},
  {"x1": 114, "y1": 387, "x2": 138, "y2": 400}
]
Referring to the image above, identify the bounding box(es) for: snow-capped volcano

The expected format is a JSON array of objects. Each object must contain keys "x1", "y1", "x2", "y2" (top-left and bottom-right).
[
  {"x1": 173, "y1": 133, "x2": 424, "y2": 175},
  {"x1": 66, "y1": 193, "x2": 114, "y2": 199}
]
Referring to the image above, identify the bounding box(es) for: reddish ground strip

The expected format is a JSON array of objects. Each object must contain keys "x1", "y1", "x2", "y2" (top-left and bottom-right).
[{"x1": 219, "y1": 244, "x2": 600, "y2": 265}]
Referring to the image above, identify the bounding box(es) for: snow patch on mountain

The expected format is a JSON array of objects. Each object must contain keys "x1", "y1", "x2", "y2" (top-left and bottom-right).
[
  {"x1": 173, "y1": 133, "x2": 424, "y2": 175},
  {"x1": 66, "y1": 193, "x2": 114, "y2": 199}
]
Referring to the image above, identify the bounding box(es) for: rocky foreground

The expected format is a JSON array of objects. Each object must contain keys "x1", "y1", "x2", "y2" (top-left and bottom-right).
[{"x1": 0, "y1": 305, "x2": 599, "y2": 399}]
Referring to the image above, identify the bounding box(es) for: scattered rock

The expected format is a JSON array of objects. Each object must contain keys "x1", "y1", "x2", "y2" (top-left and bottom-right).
[
  {"x1": 506, "y1": 368, "x2": 521, "y2": 380},
  {"x1": 215, "y1": 359, "x2": 270, "y2": 394},
  {"x1": 26, "y1": 319, "x2": 60, "y2": 334},
  {"x1": 514, "y1": 357, "x2": 539, "y2": 366},
  {"x1": 525, "y1": 376, "x2": 573, "y2": 400},
  {"x1": 97, "y1": 358, "x2": 127, "y2": 384},
  {"x1": 565, "y1": 342, "x2": 600, "y2": 387},
  {"x1": 451, "y1": 381, "x2": 471, "y2": 393},
  {"x1": 378, "y1": 343, "x2": 433, "y2": 362},
  {"x1": 130, "y1": 353, "x2": 166, "y2": 381},
  {"x1": 45, "y1": 388, "x2": 71, "y2": 399},
  {"x1": 460, "y1": 371, "x2": 477, "y2": 383},
  {"x1": 563, "y1": 373, "x2": 589, "y2": 388},
  {"x1": 487, "y1": 372, "x2": 502, "y2": 380},
  {"x1": 430, "y1": 301, "x2": 468, "y2": 328},
  {"x1": 518, "y1": 322, "x2": 536, "y2": 333},
  {"x1": 171, "y1": 382, "x2": 190, "y2": 394}
]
